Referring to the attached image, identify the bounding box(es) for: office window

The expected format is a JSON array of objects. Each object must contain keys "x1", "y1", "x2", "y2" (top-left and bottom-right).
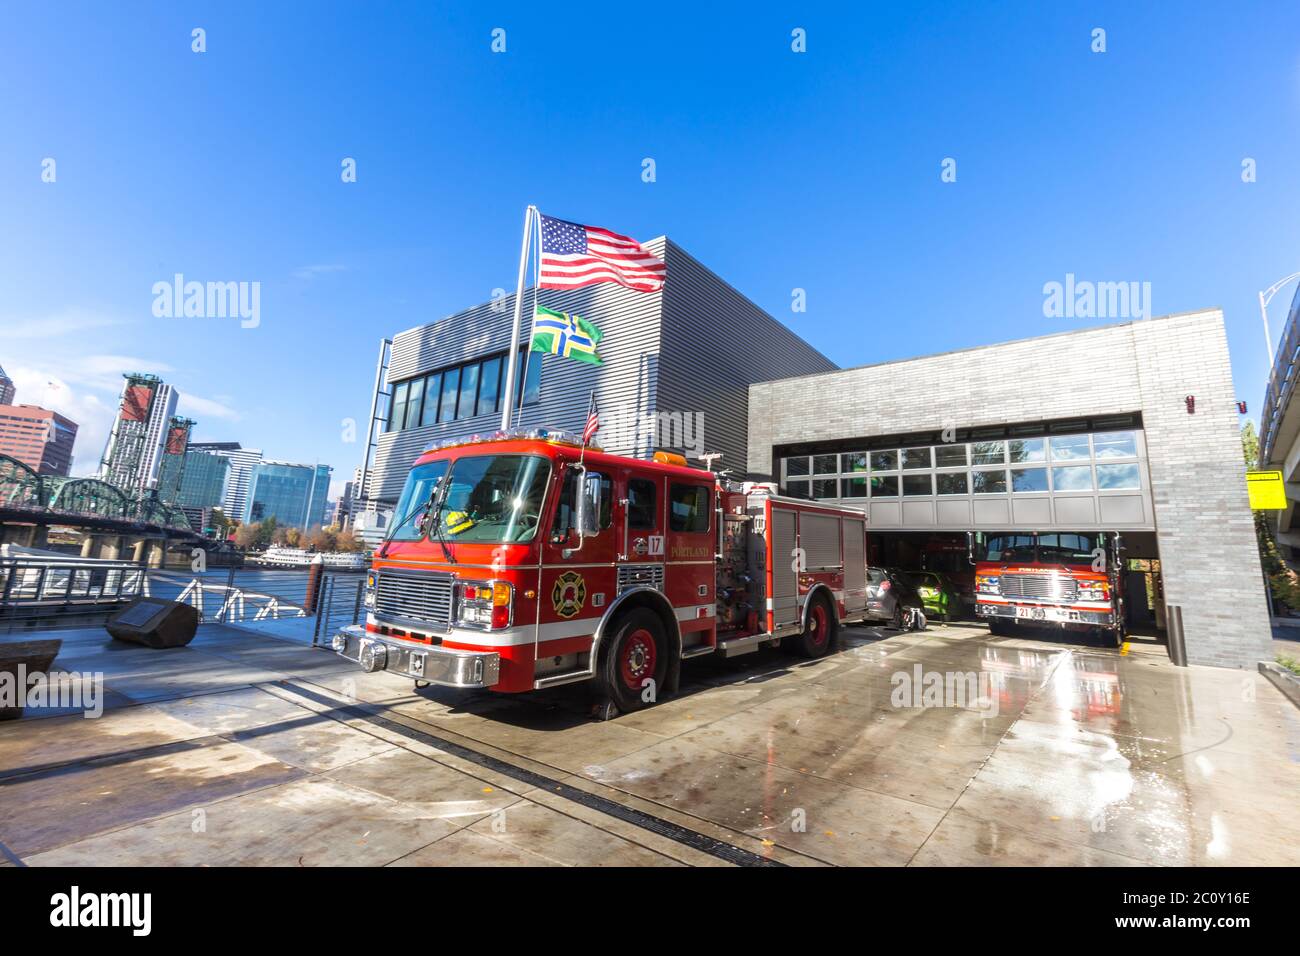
[
  {"x1": 902, "y1": 448, "x2": 931, "y2": 470},
  {"x1": 870, "y1": 475, "x2": 899, "y2": 497},
  {"x1": 1050, "y1": 434, "x2": 1090, "y2": 461},
  {"x1": 1096, "y1": 463, "x2": 1140, "y2": 490},
  {"x1": 669, "y1": 483, "x2": 711, "y2": 533},
  {"x1": 786, "y1": 457, "x2": 810, "y2": 477},
  {"x1": 813, "y1": 455, "x2": 838, "y2": 475},
  {"x1": 1011, "y1": 467, "x2": 1048, "y2": 492},
  {"x1": 477, "y1": 358, "x2": 501, "y2": 418},
  {"x1": 971, "y1": 441, "x2": 1005, "y2": 465},
  {"x1": 457, "y1": 363, "x2": 481, "y2": 421},
  {"x1": 934, "y1": 444, "x2": 967, "y2": 467},
  {"x1": 1052, "y1": 465, "x2": 1093, "y2": 491},
  {"x1": 870, "y1": 450, "x2": 897, "y2": 471},
  {"x1": 387, "y1": 349, "x2": 541, "y2": 433},
  {"x1": 812, "y1": 478, "x2": 838, "y2": 499},
  {"x1": 902, "y1": 474, "x2": 932, "y2": 496},
  {"x1": 438, "y1": 367, "x2": 460, "y2": 423},
  {"x1": 388, "y1": 381, "x2": 409, "y2": 432},
  {"x1": 405, "y1": 376, "x2": 426, "y2": 430},
  {"x1": 628, "y1": 478, "x2": 657, "y2": 529},
  {"x1": 517, "y1": 349, "x2": 542, "y2": 407},
  {"x1": 420, "y1": 372, "x2": 443, "y2": 426},
  {"x1": 1008, "y1": 438, "x2": 1045, "y2": 463},
  {"x1": 1093, "y1": 431, "x2": 1137, "y2": 459},
  {"x1": 841, "y1": 452, "x2": 868, "y2": 473},
  {"x1": 785, "y1": 479, "x2": 810, "y2": 498},
  {"x1": 936, "y1": 473, "x2": 968, "y2": 495},
  {"x1": 842, "y1": 477, "x2": 868, "y2": 498},
  {"x1": 972, "y1": 469, "x2": 1007, "y2": 494}
]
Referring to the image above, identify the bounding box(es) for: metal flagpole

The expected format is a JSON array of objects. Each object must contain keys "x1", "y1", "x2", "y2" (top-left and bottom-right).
[
  {"x1": 500, "y1": 205, "x2": 537, "y2": 431},
  {"x1": 514, "y1": 208, "x2": 543, "y2": 429}
]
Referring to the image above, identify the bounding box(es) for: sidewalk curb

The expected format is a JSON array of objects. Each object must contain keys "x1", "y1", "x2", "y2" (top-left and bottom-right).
[{"x1": 1258, "y1": 661, "x2": 1300, "y2": 710}]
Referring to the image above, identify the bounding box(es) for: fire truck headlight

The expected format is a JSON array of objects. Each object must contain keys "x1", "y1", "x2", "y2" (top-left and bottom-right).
[
  {"x1": 364, "y1": 570, "x2": 378, "y2": 608},
  {"x1": 976, "y1": 575, "x2": 1000, "y2": 595},
  {"x1": 1078, "y1": 583, "x2": 1109, "y2": 601},
  {"x1": 332, "y1": 632, "x2": 348, "y2": 653},
  {"x1": 456, "y1": 580, "x2": 513, "y2": 630}
]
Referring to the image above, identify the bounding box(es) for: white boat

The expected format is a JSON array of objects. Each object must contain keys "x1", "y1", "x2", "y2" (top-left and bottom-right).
[{"x1": 250, "y1": 547, "x2": 369, "y2": 571}]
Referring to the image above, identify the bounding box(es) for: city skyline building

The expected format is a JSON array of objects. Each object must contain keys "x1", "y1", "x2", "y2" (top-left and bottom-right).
[
  {"x1": 190, "y1": 441, "x2": 263, "y2": 520},
  {"x1": 154, "y1": 416, "x2": 196, "y2": 503},
  {"x1": 0, "y1": 403, "x2": 78, "y2": 475},
  {"x1": 174, "y1": 448, "x2": 231, "y2": 511},
  {"x1": 244, "y1": 460, "x2": 332, "y2": 529},
  {"x1": 99, "y1": 374, "x2": 180, "y2": 496},
  {"x1": 0, "y1": 364, "x2": 15, "y2": 406}
]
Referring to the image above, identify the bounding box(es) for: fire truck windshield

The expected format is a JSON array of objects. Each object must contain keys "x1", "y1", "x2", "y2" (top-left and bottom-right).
[
  {"x1": 387, "y1": 460, "x2": 450, "y2": 542},
  {"x1": 981, "y1": 532, "x2": 1102, "y2": 565},
  {"x1": 425, "y1": 453, "x2": 552, "y2": 544}
]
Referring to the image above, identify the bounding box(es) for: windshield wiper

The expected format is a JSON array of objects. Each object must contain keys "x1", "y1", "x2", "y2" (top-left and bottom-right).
[
  {"x1": 379, "y1": 481, "x2": 441, "y2": 559},
  {"x1": 427, "y1": 481, "x2": 457, "y2": 564}
]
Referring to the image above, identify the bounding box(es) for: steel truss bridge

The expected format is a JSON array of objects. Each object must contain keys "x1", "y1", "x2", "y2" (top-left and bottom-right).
[{"x1": 0, "y1": 453, "x2": 200, "y2": 540}]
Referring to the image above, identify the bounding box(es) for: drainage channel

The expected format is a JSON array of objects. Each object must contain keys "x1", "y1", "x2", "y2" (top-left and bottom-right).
[{"x1": 273, "y1": 679, "x2": 787, "y2": 868}]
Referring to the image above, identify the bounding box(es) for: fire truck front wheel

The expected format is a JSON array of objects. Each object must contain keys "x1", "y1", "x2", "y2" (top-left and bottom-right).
[{"x1": 599, "y1": 609, "x2": 669, "y2": 713}]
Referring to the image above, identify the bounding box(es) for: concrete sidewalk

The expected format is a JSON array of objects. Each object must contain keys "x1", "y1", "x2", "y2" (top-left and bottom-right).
[{"x1": 1, "y1": 620, "x2": 1297, "y2": 866}]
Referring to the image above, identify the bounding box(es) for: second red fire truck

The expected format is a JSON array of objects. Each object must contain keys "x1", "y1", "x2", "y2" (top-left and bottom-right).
[{"x1": 333, "y1": 428, "x2": 871, "y2": 714}]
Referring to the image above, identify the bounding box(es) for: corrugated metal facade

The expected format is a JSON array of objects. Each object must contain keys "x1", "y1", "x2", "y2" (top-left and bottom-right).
[
  {"x1": 370, "y1": 237, "x2": 835, "y2": 502},
  {"x1": 656, "y1": 243, "x2": 837, "y2": 474}
]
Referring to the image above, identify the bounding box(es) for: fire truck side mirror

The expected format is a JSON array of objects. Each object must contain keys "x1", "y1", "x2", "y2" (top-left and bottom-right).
[
  {"x1": 966, "y1": 531, "x2": 975, "y2": 566},
  {"x1": 573, "y1": 467, "x2": 602, "y2": 542}
]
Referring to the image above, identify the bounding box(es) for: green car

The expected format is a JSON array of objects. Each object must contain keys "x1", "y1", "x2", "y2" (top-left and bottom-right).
[{"x1": 909, "y1": 571, "x2": 960, "y2": 623}]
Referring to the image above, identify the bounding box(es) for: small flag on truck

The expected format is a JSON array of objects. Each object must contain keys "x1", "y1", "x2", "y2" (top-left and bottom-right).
[
  {"x1": 583, "y1": 391, "x2": 599, "y2": 446},
  {"x1": 531, "y1": 305, "x2": 604, "y2": 365}
]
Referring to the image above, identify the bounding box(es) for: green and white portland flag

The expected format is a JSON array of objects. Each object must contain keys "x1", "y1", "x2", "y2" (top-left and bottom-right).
[{"x1": 530, "y1": 305, "x2": 604, "y2": 365}]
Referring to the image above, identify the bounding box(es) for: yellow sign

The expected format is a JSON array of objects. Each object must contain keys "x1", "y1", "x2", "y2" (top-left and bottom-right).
[{"x1": 1246, "y1": 470, "x2": 1287, "y2": 510}]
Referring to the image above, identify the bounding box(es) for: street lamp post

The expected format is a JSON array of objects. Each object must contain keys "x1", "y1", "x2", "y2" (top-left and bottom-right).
[{"x1": 1258, "y1": 271, "x2": 1300, "y2": 362}]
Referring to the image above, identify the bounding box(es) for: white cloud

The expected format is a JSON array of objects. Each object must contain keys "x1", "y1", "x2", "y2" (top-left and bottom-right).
[
  {"x1": 7, "y1": 367, "x2": 114, "y2": 477},
  {"x1": 3, "y1": 307, "x2": 125, "y2": 340},
  {"x1": 177, "y1": 392, "x2": 239, "y2": 421},
  {"x1": 292, "y1": 264, "x2": 348, "y2": 280}
]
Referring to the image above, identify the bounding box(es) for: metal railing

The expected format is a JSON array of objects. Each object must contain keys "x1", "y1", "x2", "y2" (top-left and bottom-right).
[
  {"x1": 311, "y1": 573, "x2": 367, "y2": 647},
  {"x1": 0, "y1": 557, "x2": 148, "y2": 632},
  {"x1": 1, "y1": 557, "x2": 366, "y2": 641}
]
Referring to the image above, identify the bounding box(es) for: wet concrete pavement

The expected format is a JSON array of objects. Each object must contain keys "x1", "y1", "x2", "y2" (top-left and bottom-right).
[{"x1": 1, "y1": 619, "x2": 1297, "y2": 866}]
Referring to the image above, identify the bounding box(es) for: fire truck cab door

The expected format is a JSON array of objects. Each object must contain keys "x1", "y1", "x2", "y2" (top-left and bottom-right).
[{"x1": 540, "y1": 462, "x2": 616, "y2": 661}]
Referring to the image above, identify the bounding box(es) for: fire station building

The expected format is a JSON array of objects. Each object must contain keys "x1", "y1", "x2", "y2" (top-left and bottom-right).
[
  {"x1": 749, "y1": 310, "x2": 1271, "y2": 670},
  {"x1": 367, "y1": 237, "x2": 1270, "y2": 671}
]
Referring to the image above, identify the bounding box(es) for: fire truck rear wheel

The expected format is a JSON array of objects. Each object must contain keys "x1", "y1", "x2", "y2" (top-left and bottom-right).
[
  {"x1": 600, "y1": 608, "x2": 668, "y2": 713},
  {"x1": 789, "y1": 593, "x2": 836, "y2": 658}
]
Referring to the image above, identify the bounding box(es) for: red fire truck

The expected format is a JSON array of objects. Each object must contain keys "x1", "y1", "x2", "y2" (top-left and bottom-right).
[
  {"x1": 969, "y1": 531, "x2": 1126, "y2": 646},
  {"x1": 333, "y1": 429, "x2": 870, "y2": 714}
]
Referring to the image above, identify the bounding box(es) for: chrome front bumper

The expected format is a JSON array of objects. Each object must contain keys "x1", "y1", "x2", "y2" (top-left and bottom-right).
[
  {"x1": 332, "y1": 625, "x2": 501, "y2": 687},
  {"x1": 976, "y1": 603, "x2": 1113, "y2": 626}
]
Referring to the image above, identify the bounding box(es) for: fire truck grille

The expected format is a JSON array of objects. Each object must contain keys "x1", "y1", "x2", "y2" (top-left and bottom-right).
[
  {"x1": 618, "y1": 564, "x2": 664, "y2": 594},
  {"x1": 1000, "y1": 574, "x2": 1078, "y2": 603},
  {"x1": 374, "y1": 570, "x2": 454, "y2": 628}
]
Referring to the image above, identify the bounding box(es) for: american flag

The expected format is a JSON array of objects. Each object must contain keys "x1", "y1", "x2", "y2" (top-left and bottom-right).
[
  {"x1": 582, "y1": 391, "x2": 599, "y2": 445},
  {"x1": 539, "y1": 214, "x2": 665, "y2": 293}
]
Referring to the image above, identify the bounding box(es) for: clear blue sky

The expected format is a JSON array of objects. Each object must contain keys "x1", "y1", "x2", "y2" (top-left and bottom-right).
[{"x1": 4, "y1": 1, "x2": 1299, "y2": 494}]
